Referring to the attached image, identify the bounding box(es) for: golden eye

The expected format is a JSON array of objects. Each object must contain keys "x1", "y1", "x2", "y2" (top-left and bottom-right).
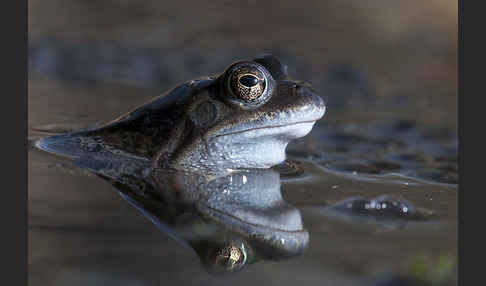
[
  {"x1": 222, "y1": 61, "x2": 275, "y2": 106},
  {"x1": 215, "y1": 245, "x2": 244, "y2": 268},
  {"x1": 229, "y1": 66, "x2": 267, "y2": 102},
  {"x1": 209, "y1": 244, "x2": 246, "y2": 272}
]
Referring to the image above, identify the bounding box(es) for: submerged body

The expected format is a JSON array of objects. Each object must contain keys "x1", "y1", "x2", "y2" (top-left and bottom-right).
[{"x1": 36, "y1": 55, "x2": 325, "y2": 175}]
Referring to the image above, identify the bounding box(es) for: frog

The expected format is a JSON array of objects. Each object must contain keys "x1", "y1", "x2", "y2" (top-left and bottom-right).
[
  {"x1": 39, "y1": 127, "x2": 310, "y2": 273},
  {"x1": 35, "y1": 54, "x2": 326, "y2": 176}
]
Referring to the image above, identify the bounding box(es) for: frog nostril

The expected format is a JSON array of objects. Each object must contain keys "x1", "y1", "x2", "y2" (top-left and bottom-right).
[{"x1": 293, "y1": 82, "x2": 312, "y2": 90}]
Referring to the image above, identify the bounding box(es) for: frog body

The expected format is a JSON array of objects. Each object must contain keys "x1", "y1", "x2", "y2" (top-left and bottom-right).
[{"x1": 36, "y1": 55, "x2": 325, "y2": 175}]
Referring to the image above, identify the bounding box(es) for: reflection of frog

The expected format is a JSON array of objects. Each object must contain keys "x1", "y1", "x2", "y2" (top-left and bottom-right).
[
  {"x1": 66, "y1": 147, "x2": 309, "y2": 273},
  {"x1": 35, "y1": 55, "x2": 325, "y2": 175},
  {"x1": 150, "y1": 169, "x2": 308, "y2": 273}
]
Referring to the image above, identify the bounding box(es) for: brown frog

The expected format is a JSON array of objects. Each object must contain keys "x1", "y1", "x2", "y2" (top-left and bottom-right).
[{"x1": 36, "y1": 55, "x2": 326, "y2": 175}]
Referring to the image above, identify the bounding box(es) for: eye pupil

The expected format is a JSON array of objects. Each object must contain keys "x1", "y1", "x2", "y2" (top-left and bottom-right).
[{"x1": 239, "y1": 75, "x2": 259, "y2": 87}]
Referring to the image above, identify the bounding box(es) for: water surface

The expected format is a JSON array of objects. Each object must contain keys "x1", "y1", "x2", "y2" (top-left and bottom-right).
[{"x1": 29, "y1": 72, "x2": 457, "y2": 285}]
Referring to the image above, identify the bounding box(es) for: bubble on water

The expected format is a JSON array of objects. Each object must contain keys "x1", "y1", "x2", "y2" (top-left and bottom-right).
[{"x1": 323, "y1": 195, "x2": 431, "y2": 228}]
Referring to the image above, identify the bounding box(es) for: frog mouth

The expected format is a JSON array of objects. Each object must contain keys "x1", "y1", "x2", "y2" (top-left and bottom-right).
[
  {"x1": 216, "y1": 120, "x2": 318, "y2": 139},
  {"x1": 202, "y1": 120, "x2": 318, "y2": 169}
]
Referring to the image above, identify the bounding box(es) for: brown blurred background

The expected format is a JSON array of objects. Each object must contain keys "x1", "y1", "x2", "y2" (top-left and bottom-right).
[{"x1": 28, "y1": 0, "x2": 457, "y2": 128}]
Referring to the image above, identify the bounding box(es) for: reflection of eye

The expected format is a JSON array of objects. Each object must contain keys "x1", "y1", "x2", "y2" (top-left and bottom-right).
[
  {"x1": 211, "y1": 244, "x2": 246, "y2": 272},
  {"x1": 200, "y1": 240, "x2": 250, "y2": 274},
  {"x1": 228, "y1": 66, "x2": 267, "y2": 103}
]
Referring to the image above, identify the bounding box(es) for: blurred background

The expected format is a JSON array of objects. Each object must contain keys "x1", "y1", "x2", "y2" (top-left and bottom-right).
[
  {"x1": 28, "y1": 0, "x2": 457, "y2": 128},
  {"x1": 28, "y1": 1, "x2": 457, "y2": 285}
]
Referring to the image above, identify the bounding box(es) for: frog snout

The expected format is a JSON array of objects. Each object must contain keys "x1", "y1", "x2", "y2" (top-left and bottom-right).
[{"x1": 294, "y1": 84, "x2": 326, "y2": 117}]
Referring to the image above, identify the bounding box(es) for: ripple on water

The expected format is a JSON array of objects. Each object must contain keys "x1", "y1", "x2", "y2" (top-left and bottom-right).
[{"x1": 288, "y1": 119, "x2": 457, "y2": 186}]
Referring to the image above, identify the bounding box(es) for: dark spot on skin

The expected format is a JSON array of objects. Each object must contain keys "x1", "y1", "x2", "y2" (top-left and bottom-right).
[{"x1": 191, "y1": 101, "x2": 217, "y2": 127}]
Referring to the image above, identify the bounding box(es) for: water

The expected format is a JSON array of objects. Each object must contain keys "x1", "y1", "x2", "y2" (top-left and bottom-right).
[
  {"x1": 28, "y1": 1, "x2": 457, "y2": 284},
  {"x1": 28, "y1": 74, "x2": 457, "y2": 286}
]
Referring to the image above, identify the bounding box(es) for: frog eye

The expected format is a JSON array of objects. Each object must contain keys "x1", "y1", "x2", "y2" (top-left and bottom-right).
[{"x1": 227, "y1": 64, "x2": 268, "y2": 103}]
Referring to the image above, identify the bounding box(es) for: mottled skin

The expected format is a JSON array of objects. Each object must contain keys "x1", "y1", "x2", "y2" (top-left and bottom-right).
[{"x1": 36, "y1": 55, "x2": 325, "y2": 175}]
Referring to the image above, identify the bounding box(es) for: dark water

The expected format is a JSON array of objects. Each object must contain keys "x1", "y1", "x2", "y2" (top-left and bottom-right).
[
  {"x1": 28, "y1": 72, "x2": 457, "y2": 286},
  {"x1": 28, "y1": 1, "x2": 457, "y2": 285}
]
